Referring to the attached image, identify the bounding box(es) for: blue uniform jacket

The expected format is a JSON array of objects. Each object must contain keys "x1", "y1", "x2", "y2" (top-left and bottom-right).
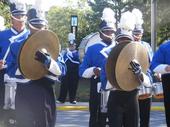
[
  {"x1": 150, "y1": 41, "x2": 170, "y2": 71},
  {"x1": 63, "y1": 49, "x2": 80, "y2": 65},
  {"x1": 6, "y1": 32, "x2": 66, "y2": 83},
  {"x1": 63, "y1": 49, "x2": 80, "y2": 74},
  {"x1": 0, "y1": 28, "x2": 28, "y2": 60},
  {"x1": 79, "y1": 41, "x2": 109, "y2": 78}
]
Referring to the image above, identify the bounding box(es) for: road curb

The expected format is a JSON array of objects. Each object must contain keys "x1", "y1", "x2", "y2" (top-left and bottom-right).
[
  {"x1": 57, "y1": 106, "x2": 88, "y2": 111},
  {"x1": 57, "y1": 105, "x2": 165, "y2": 111},
  {"x1": 151, "y1": 106, "x2": 164, "y2": 111}
]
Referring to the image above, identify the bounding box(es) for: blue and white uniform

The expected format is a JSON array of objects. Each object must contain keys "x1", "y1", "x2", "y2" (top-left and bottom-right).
[
  {"x1": 5, "y1": 32, "x2": 66, "y2": 127},
  {"x1": 0, "y1": 28, "x2": 29, "y2": 115},
  {"x1": 79, "y1": 42, "x2": 108, "y2": 78},
  {"x1": 63, "y1": 48, "x2": 80, "y2": 65},
  {"x1": 79, "y1": 7, "x2": 116, "y2": 126},
  {"x1": 0, "y1": 28, "x2": 28, "y2": 60},
  {"x1": 1, "y1": 0, "x2": 27, "y2": 125},
  {"x1": 150, "y1": 41, "x2": 170, "y2": 72},
  {"x1": 100, "y1": 41, "x2": 152, "y2": 127},
  {"x1": 6, "y1": 34, "x2": 66, "y2": 83},
  {"x1": 58, "y1": 48, "x2": 80, "y2": 103},
  {"x1": 79, "y1": 40, "x2": 112, "y2": 127},
  {"x1": 5, "y1": 30, "x2": 30, "y2": 80},
  {"x1": 150, "y1": 40, "x2": 170, "y2": 126}
]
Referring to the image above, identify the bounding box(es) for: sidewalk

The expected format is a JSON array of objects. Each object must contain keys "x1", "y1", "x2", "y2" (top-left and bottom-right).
[{"x1": 57, "y1": 102, "x2": 165, "y2": 111}]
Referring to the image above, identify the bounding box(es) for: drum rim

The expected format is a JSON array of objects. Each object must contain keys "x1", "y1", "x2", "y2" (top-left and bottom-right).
[
  {"x1": 106, "y1": 42, "x2": 128, "y2": 90},
  {"x1": 106, "y1": 41, "x2": 149, "y2": 91}
]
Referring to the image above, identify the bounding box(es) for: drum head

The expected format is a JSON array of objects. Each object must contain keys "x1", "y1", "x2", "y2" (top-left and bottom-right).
[
  {"x1": 85, "y1": 32, "x2": 101, "y2": 52},
  {"x1": 106, "y1": 42, "x2": 149, "y2": 91},
  {"x1": 18, "y1": 30, "x2": 60, "y2": 80},
  {"x1": 78, "y1": 32, "x2": 101, "y2": 62}
]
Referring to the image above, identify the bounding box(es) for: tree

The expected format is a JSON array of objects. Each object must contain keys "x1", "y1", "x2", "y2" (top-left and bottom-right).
[
  {"x1": 0, "y1": 1, "x2": 10, "y2": 28},
  {"x1": 47, "y1": 3, "x2": 93, "y2": 48},
  {"x1": 89, "y1": 0, "x2": 151, "y2": 41},
  {"x1": 1, "y1": 0, "x2": 170, "y2": 47},
  {"x1": 157, "y1": 0, "x2": 170, "y2": 45}
]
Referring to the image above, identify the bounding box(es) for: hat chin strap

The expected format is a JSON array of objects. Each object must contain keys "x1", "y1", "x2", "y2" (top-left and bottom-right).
[
  {"x1": 11, "y1": 15, "x2": 25, "y2": 22},
  {"x1": 100, "y1": 30, "x2": 113, "y2": 40},
  {"x1": 28, "y1": 23, "x2": 43, "y2": 31}
]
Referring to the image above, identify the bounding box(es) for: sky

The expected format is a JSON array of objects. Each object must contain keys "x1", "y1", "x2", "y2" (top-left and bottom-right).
[{"x1": 24, "y1": 0, "x2": 67, "y2": 11}]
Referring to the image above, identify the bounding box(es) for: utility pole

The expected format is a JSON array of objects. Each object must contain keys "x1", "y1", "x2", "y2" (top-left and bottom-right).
[
  {"x1": 151, "y1": 0, "x2": 157, "y2": 52},
  {"x1": 71, "y1": 15, "x2": 78, "y2": 40}
]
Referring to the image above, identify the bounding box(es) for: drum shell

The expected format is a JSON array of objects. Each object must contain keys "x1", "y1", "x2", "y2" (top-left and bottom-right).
[
  {"x1": 138, "y1": 85, "x2": 152, "y2": 100},
  {"x1": 153, "y1": 82, "x2": 164, "y2": 99}
]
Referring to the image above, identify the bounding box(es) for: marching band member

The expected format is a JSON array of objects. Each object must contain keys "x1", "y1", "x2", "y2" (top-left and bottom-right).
[
  {"x1": 0, "y1": 0, "x2": 28, "y2": 126},
  {"x1": 132, "y1": 8, "x2": 153, "y2": 127},
  {"x1": 150, "y1": 30, "x2": 170, "y2": 127},
  {"x1": 57, "y1": 33, "x2": 80, "y2": 104},
  {"x1": 4, "y1": 0, "x2": 66, "y2": 126},
  {"x1": 79, "y1": 8, "x2": 116, "y2": 127},
  {"x1": 100, "y1": 11, "x2": 151, "y2": 127}
]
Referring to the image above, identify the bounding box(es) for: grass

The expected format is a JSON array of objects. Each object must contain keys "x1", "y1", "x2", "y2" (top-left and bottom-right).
[
  {"x1": 54, "y1": 78, "x2": 90, "y2": 102},
  {"x1": 54, "y1": 78, "x2": 163, "y2": 102}
]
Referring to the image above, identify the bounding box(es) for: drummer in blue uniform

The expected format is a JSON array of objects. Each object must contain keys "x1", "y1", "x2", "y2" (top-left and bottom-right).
[
  {"x1": 100, "y1": 11, "x2": 152, "y2": 127},
  {"x1": 4, "y1": 1, "x2": 66, "y2": 127},
  {"x1": 57, "y1": 33, "x2": 80, "y2": 104},
  {"x1": 79, "y1": 8, "x2": 116, "y2": 127},
  {"x1": 0, "y1": 0, "x2": 28, "y2": 126},
  {"x1": 150, "y1": 33, "x2": 170, "y2": 127}
]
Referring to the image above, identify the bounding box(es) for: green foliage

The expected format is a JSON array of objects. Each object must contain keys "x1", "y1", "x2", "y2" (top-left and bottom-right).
[
  {"x1": 54, "y1": 78, "x2": 90, "y2": 102},
  {"x1": 1, "y1": 0, "x2": 170, "y2": 47},
  {"x1": 47, "y1": 7, "x2": 70, "y2": 48},
  {"x1": 46, "y1": 0, "x2": 170, "y2": 48},
  {"x1": 157, "y1": 0, "x2": 170, "y2": 45},
  {"x1": 90, "y1": 0, "x2": 151, "y2": 38},
  {"x1": 0, "y1": 1, "x2": 11, "y2": 28},
  {"x1": 47, "y1": 5, "x2": 94, "y2": 49}
]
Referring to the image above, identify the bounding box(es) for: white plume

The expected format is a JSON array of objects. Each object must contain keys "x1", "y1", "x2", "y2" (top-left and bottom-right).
[
  {"x1": 9, "y1": 0, "x2": 26, "y2": 11},
  {"x1": 132, "y1": 8, "x2": 143, "y2": 26},
  {"x1": 33, "y1": 0, "x2": 46, "y2": 19},
  {"x1": 9, "y1": 0, "x2": 15, "y2": 3},
  {"x1": 68, "y1": 33, "x2": 75, "y2": 41},
  {"x1": 9, "y1": 0, "x2": 26, "y2": 4},
  {"x1": 0, "y1": 16, "x2": 5, "y2": 31},
  {"x1": 101, "y1": 7, "x2": 116, "y2": 24},
  {"x1": 119, "y1": 11, "x2": 135, "y2": 31}
]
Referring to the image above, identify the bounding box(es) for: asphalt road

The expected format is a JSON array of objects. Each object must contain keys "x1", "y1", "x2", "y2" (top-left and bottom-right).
[{"x1": 55, "y1": 110, "x2": 166, "y2": 127}]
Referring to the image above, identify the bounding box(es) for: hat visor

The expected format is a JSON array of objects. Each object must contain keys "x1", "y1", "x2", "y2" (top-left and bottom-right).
[
  {"x1": 11, "y1": 10, "x2": 26, "y2": 16},
  {"x1": 115, "y1": 34, "x2": 133, "y2": 42}
]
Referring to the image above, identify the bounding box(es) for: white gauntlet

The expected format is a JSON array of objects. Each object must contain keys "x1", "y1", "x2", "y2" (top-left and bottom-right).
[{"x1": 48, "y1": 59, "x2": 61, "y2": 76}]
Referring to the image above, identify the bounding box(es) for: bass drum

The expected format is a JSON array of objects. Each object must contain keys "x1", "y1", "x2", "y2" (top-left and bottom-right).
[{"x1": 78, "y1": 32, "x2": 101, "y2": 62}]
